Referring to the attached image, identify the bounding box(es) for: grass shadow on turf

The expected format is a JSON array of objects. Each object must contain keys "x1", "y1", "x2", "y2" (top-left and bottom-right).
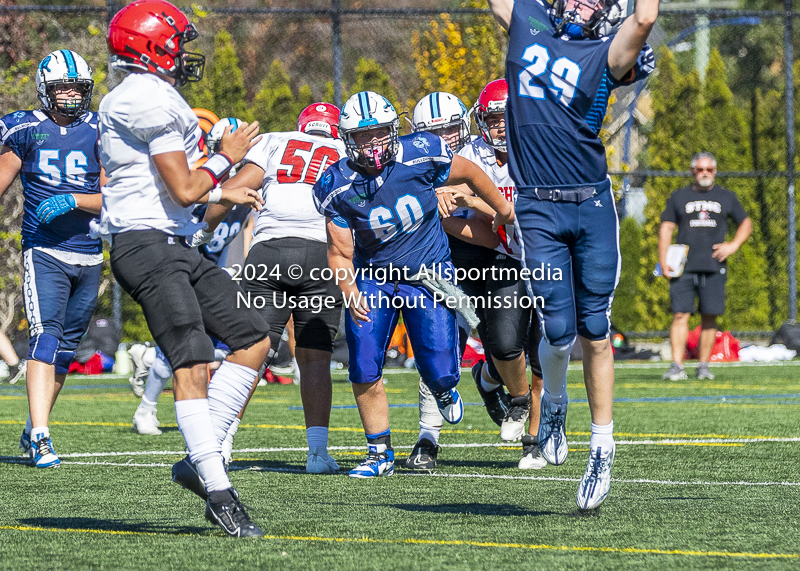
[
  {"x1": 390, "y1": 503, "x2": 560, "y2": 517},
  {"x1": 18, "y1": 517, "x2": 209, "y2": 535}
]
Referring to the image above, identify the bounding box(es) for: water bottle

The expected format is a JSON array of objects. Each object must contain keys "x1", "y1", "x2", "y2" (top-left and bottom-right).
[{"x1": 114, "y1": 343, "x2": 132, "y2": 375}]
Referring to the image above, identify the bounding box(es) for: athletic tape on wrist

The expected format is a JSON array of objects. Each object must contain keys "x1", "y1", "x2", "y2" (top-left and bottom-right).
[
  {"x1": 207, "y1": 185, "x2": 223, "y2": 204},
  {"x1": 199, "y1": 153, "x2": 233, "y2": 185}
]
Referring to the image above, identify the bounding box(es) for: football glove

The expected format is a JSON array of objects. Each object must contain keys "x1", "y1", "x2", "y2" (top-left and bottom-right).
[{"x1": 36, "y1": 194, "x2": 76, "y2": 223}]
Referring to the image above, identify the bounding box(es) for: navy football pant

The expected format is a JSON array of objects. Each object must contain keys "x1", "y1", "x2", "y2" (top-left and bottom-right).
[
  {"x1": 515, "y1": 185, "x2": 620, "y2": 346},
  {"x1": 345, "y1": 277, "x2": 460, "y2": 393},
  {"x1": 22, "y1": 249, "x2": 101, "y2": 374}
]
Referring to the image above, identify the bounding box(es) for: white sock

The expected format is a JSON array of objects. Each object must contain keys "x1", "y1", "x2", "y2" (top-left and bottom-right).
[
  {"x1": 306, "y1": 426, "x2": 328, "y2": 450},
  {"x1": 175, "y1": 399, "x2": 230, "y2": 492},
  {"x1": 143, "y1": 359, "x2": 171, "y2": 404},
  {"x1": 138, "y1": 396, "x2": 157, "y2": 414},
  {"x1": 419, "y1": 421, "x2": 441, "y2": 446},
  {"x1": 590, "y1": 421, "x2": 615, "y2": 454},
  {"x1": 222, "y1": 417, "x2": 240, "y2": 459},
  {"x1": 293, "y1": 358, "x2": 301, "y2": 382},
  {"x1": 31, "y1": 426, "x2": 49, "y2": 441},
  {"x1": 480, "y1": 365, "x2": 501, "y2": 392},
  {"x1": 207, "y1": 361, "x2": 258, "y2": 444},
  {"x1": 539, "y1": 337, "x2": 575, "y2": 405},
  {"x1": 25, "y1": 415, "x2": 32, "y2": 435}
]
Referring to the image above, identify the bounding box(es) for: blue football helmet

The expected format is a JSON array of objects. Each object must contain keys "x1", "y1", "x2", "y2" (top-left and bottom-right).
[{"x1": 550, "y1": 0, "x2": 629, "y2": 39}]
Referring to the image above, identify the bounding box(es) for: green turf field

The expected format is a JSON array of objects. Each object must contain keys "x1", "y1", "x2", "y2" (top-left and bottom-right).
[{"x1": 1, "y1": 362, "x2": 799, "y2": 570}]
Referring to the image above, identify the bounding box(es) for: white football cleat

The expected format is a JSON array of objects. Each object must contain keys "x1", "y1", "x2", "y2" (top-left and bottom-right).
[
  {"x1": 518, "y1": 435, "x2": 547, "y2": 469},
  {"x1": 432, "y1": 387, "x2": 463, "y2": 424},
  {"x1": 306, "y1": 448, "x2": 339, "y2": 474},
  {"x1": 538, "y1": 396, "x2": 568, "y2": 465},
  {"x1": 500, "y1": 392, "x2": 531, "y2": 441},
  {"x1": 132, "y1": 407, "x2": 162, "y2": 435},
  {"x1": 576, "y1": 445, "x2": 615, "y2": 510}
]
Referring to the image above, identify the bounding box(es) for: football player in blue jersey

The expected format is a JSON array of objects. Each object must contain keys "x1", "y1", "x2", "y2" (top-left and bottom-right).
[
  {"x1": 487, "y1": 0, "x2": 658, "y2": 509},
  {"x1": 0, "y1": 50, "x2": 102, "y2": 468},
  {"x1": 314, "y1": 91, "x2": 513, "y2": 478}
]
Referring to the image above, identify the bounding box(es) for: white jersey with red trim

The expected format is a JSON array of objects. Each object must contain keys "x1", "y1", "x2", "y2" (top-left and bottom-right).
[
  {"x1": 244, "y1": 131, "x2": 345, "y2": 244},
  {"x1": 457, "y1": 137, "x2": 520, "y2": 258},
  {"x1": 98, "y1": 73, "x2": 204, "y2": 235}
]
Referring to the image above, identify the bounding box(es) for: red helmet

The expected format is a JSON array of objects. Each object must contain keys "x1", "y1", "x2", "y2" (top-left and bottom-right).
[
  {"x1": 474, "y1": 79, "x2": 508, "y2": 152},
  {"x1": 108, "y1": 0, "x2": 205, "y2": 87},
  {"x1": 297, "y1": 102, "x2": 340, "y2": 139}
]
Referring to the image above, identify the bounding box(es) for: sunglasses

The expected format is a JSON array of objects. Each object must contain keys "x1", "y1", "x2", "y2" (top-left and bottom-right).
[{"x1": 694, "y1": 167, "x2": 715, "y2": 173}]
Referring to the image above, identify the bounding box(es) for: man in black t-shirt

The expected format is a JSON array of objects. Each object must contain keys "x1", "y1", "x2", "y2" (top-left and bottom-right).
[{"x1": 658, "y1": 152, "x2": 752, "y2": 381}]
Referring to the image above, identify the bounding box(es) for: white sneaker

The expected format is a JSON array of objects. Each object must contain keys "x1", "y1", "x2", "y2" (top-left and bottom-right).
[
  {"x1": 500, "y1": 392, "x2": 531, "y2": 442},
  {"x1": 576, "y1": 445, "x2": 615, "y2": 510},
  {"x1": 7, "y1": 359, "x2": 26, "y2": 385},
  {"x1": 306, "y1": 448, "x2": 339, "y2": 474},
  {"x1": 132, "y1": 407, "x2": 162, "y2": 435},
  {"x1": 538, "y1": 396, "x2": 568, "y2": 465},
  {"x1": 518, "y1": 435, "x2": 547, "y2": 469}
]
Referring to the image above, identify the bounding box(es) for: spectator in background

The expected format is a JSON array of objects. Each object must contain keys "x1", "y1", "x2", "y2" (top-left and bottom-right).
[{"x1": 659, "y1": 152, "x2": 752, "y2": 381}]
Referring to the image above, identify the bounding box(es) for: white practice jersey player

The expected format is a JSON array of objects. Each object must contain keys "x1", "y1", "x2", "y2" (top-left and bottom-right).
[
  {"x1": 98, "y1": 73, "x2": 204, "y2": 236},
  {"x1": 243, "y1": 130, "x2": 345, "y2": 246},
  {"x1": 457, "y1": 137, "x2": 520, "y2": 258}
]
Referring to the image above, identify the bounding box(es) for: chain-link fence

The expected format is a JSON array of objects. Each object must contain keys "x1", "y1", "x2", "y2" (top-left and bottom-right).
[{"x1": 0, "y1": 1, "x2": 796, "y2": 340}]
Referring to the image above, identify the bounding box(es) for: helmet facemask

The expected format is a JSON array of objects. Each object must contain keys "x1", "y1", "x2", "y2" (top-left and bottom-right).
[
  {"x1": 343, "y1": 122, "x2": 399, "y2": 170},
  {"x1": 551, "y1": 0, "x2": 623, "y2": 39},
  {"x1": 45, "y1": 80, "x2": 94, "y2": 118},
  {"x1": 416, "y1": 116, "x2": 470, "y2": 153}
]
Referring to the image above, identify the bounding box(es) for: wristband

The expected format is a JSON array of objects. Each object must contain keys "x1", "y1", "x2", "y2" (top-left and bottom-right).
[
  {"x1": 199, "y1": 152, "x2": 234, "y2": 185},
  {"x1": 207, "y1": 185, "x2": 223, "y2": 204}
]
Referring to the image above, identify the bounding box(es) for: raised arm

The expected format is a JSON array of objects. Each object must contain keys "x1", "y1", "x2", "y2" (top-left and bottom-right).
[
  {"x1": 487, "y1": 0, "x2": 513, "y2": 31},
  {"x1": 608, "y1": 0, "x2": 659, "y2": 81}
]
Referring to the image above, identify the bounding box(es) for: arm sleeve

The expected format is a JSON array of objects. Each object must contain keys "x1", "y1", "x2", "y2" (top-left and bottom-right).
[{"x1": 660, "y1": 193, "x2": 678, "y2": 223}]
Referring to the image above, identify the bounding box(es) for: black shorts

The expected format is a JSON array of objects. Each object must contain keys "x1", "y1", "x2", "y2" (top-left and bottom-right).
[
  {"x1": 110, "y1": 230, "x2": 269, "y2": 370},
  {"x1": 243, "y1": 237, "x2": 341, "y2": 353},
  {"x1": 670, "y1": 271, "x2": 727, "y2": 316}
]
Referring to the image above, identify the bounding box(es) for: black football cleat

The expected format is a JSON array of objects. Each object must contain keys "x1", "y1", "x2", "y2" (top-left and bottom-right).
[
  {"x1": 471, "y1": 360, "x2": 511, "y2": 426},
  {"x1": 404, "y1": 437, "x2": 440, "y2": 470},
  {"x1": 172, "y1": 455, "x2": 208, "y2": 501},
  {"x1": 206, "y1": 488, "x2": 264, "y2": 537}
]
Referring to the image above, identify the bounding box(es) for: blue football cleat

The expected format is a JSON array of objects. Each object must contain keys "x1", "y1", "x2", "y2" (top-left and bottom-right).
[
  {"x1": 19, "y1": 430, "x2": 31, "y2": 456},
  {"x1": 31, "y1": 434, "x2": 60, "y2": 468},
  {"x1": 349, "y1": 445, "x2": 394, "y2": 478},
  {"x1": 432, "y1": 387, "x2": 463, "y2": 424}
]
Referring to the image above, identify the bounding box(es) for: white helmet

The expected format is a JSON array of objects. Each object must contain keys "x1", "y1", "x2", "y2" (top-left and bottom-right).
[
  {"x1": 412, "y1": 92, "x2": 470, "y2": 152},
  {"x1": 207, "y1": 117, "x2": 241, "y2": 156},
  {"x1": 36, "y1": 50, "x2": 94, "y2": 118},
  {"x1": 339, "y1": 91, "x2": 400, "y2": 169}
]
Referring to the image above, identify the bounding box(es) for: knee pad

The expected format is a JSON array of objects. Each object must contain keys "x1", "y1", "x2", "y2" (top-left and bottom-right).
[
  {"x1": 152, "y1": 354, "x2": 173, "y2": 378},
  {"x1": 578, "y1": 314, "x2": 611, "y2": 341},
  {"x1": 54, "y1": 350, "x2": 75, "y2": 375},
  {"x1": 542, "y1": 318, "x2": 572, "y2": 346},
  {"x1": 29, "y1": 333, "x2": 60, "y2": 365}
]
